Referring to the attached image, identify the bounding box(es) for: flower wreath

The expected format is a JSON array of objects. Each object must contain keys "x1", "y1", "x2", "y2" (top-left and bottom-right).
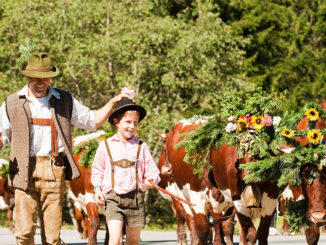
[
  {"x1": 241, "y1": 102, "x2": 326, "y2": 187},
  {"x1": 177, "y1": 87, "x2": 285, "y2": 177}
]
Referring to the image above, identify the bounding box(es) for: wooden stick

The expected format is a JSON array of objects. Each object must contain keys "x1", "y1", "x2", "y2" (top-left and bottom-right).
[{"x1": 148, "y1": 179, "x2": 196, "y2": 206}]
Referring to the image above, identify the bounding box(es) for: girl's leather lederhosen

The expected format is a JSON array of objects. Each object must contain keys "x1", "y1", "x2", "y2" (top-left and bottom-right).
[{"x1": 104, "y1": 140, "x2": 143, "y2": 209}]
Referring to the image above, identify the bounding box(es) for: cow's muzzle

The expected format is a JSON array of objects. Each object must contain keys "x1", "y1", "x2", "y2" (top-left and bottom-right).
[{"x1": 310, "y1": 211, "x2": 326, "y2": 224}]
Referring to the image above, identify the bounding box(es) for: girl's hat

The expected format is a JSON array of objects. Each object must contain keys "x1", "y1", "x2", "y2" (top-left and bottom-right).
[
  {"x1": 20, "y1": 52, "x2": 59, "y2": 78},
  {"x1": 108, "y1": 97, "x2": 146, "y2": 125}
]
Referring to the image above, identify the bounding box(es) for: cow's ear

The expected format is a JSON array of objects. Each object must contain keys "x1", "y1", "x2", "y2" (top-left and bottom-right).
[{"x1": 156, "y1": 130, "x2": 167, "y2": 141}]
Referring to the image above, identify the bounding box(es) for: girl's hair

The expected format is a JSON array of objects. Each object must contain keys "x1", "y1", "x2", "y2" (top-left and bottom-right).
[{"x1": 113, "y1": 110, "x2": 140, "y2": 124}]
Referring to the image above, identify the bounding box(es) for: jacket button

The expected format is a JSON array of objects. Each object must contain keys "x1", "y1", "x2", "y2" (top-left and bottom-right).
[
  {"x1": 25, "y1": 164, "x2": 28, "y2": 167},
  {"x1": 26, "y1": 154, "x2": 29, "y2": 158},
  {"x1": 24, "y1": 178, "x2": 27, "y2": 182}
]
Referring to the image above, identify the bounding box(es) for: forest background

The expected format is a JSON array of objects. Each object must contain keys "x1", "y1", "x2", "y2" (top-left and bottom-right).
[{"x1": 1, "y1": 0, "x2": 326, "y2": 228}]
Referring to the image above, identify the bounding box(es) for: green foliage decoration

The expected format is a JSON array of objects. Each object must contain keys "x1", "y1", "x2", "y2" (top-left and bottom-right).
[
  {"x1": 17, "y1": 38, "x2": 38, "y2": 68},
  {"x1": 73, "y1": 138, "x2": 100, "y2": 168},
  {"x1": 0, "y1": 163, "x2": 9, "y2": 179},
  {"x1": 177, "y1": 87, "x2": 285, "y2": 177},
  {"x1": 241, "y1": 102, "x2": 326, "y2": 187},
  {"x1": 285, "y1": 199, "x2": 309, "y2": 233}
]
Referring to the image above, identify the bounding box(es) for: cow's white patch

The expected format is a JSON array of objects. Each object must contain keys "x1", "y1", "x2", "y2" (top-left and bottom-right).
[
  {"x1": 159, "y1": 182, "x2": 176, "y2": 201},
  {"x1": 220, "y1": 189, "x2": 232, "y2": 204},
  {"x1": 233, "y1": 200, "x2": 261, "y2": 220},
  {"x1": 210, "y1": 189, "x2": 233, "y2": 214},
  {"x1": 280, "y1": 148, "x2": 296, "y2": 154},
  {"x1": 179, "y1": 116, "x2": 210, "y2": 128},
  {"x1": 281, "y1": 186, "x2": 294, "y2": 199},
  {"x1": 260, "y1": 193, "x2": 278, "y2": 217},
  {"x1": 0, "y1": 196, "x2": 8, "y2": 210},
  {"x1": 281, "y1": 186, "x2": 304, "y2": 201},
  {"x1": 73, "y1": 130, "x2": 105, "y2": 147},
  {"x1": 159, "y1": 181, "x2": 232, "y2": 218},
  {"x1": 68, "y1": 190, "x2": 105, "y2": 215}
]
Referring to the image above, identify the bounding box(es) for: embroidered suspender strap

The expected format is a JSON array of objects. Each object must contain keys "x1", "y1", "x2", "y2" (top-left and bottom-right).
[
  {"x1": 135, "y1": 141, "x2": 143, "y2": 189},
  {"x1": 104, "y1": 140, "x2": 115, "y2": 188},
  {"x1": 104, "y1": 140, "x2": 143, "y2": 190},
  {"x1": 31, "y1": 117, "x2": 59, "y2": 157}
]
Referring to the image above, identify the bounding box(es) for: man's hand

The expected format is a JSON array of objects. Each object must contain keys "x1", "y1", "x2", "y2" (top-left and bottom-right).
[{"x1": 95, "y1": 93, "x2": 134, "y2": 128}]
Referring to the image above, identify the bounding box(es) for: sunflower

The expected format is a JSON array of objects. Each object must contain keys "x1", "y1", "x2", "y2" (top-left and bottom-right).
[
  {"x1": 252, "y1": 115, "x2": 264, "y2": 130},
  {"x1": 281, "y1": 129, "x2": 294, "y2": 138},
  {"x1": 307, "y1": 129, "x2": 322, "y2": 145},
  {"x1": 305, "y1": 108, "x2": 319, "y2": 121},
  {"x1": 237, "y1": 117, "x2": 248, "y2": 132}
]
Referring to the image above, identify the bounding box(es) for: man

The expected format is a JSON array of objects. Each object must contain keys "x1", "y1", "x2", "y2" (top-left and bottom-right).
[{"x1": 0, "y1": 52, "x2": 132, "y2": 245}]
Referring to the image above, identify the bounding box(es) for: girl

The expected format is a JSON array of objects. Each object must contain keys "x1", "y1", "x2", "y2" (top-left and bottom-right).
[{"x1": 91, "y1": 88, "x2": 160, "y2": 245}]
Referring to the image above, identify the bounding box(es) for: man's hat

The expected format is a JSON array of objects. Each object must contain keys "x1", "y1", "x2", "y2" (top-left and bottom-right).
[
  {"x1": 20, "y1": 52, "x2": 59, "y2": 78},
  {"x1": 108, "y1": 97, "x2": 146, "y2": 125}
]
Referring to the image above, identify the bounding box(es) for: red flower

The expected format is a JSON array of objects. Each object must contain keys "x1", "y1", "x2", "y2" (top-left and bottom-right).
[{"x1": 247, "y1": 116, "x2": 252, "y2": 127}]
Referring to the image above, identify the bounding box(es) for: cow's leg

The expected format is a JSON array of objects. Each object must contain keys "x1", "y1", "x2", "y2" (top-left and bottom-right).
[
  {"x1": 257, "y1": 193, "x2": 279, "y2": 245},
  {"x1": 104, "y1": 221, "x2": 109, "y2": 245},
  {"x1": 193, "y1": 212, "x2": 211, "y2": 245},
  {"x1": 86, "y1": 202, "x2": 101, "y2": 245},
  {"x1": 278, "y1": 197, "x2": 290, "y2": 235},
  {"x1": 236, "y1": 213, "x2": 257, "y2": 245},
  {"x1": 184, "y1": 213, "x2": 199, "y2": 245},
  {"x1": 7, "y1": 197, "x2": 15, "y2": 234},
  {"x1": 257, "y1": 214, "x2": 274, "y2": 245},
  {"x1": 74, "y1": 205, "x2": 87, "y2": 239},
  {"x1": 221, "y1": 207, "x2": 235, "y2": 245},
  {"x1": 211, "y1": 212, "x2": 226, "y2": 245},
  {"x1": 305, "y1": 224, "x2": 320, "y2": 245},
  {"x1": 7, "y1": 208, "x2": 14, "y2": 234},
  {"x1": 172, "y1": 200, "x2": 188, "y2": 245}
]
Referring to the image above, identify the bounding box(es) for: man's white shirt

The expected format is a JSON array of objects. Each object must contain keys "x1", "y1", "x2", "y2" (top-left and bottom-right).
[{"x1": 0, "y1": 85, "x2": 97, "y2": 156}]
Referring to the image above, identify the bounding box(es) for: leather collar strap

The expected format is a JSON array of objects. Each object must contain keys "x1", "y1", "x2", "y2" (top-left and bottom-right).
[{"x1": 31, "y1": 118, "x2": 59, "y2": 157}]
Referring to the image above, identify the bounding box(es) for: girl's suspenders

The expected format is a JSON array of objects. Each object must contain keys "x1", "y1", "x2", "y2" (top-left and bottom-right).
[{"x1": 104, "y1": 140, "x2": 143, "y2": 189}]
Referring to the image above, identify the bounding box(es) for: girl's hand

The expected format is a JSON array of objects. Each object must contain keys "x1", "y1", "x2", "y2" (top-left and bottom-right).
[
  {"x1": 144, "y1": 178, "x2": 154, "y2": 188},
  {"x1": 94, "y1": 188, "x2": 105, "y2": 206}
]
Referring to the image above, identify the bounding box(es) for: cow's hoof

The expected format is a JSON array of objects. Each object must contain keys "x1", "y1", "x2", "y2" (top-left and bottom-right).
[{"x1": 242, "y1": 184, "x2": 261, "y2": 208}]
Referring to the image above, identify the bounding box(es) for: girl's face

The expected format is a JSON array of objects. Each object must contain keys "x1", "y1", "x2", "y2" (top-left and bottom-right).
[{"x1": 114, "y1": 111, "x2": 140, "y2": 141}]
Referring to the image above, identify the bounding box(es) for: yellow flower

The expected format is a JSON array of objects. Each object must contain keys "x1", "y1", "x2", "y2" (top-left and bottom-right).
[
  {"x1": 281, "y1": 129, "x2": 294, "y2": 138},
  {"x1": 237, "y1": 118, "x2": 248, "y2": 132},
  {"x1": 307, "y1": 129, "x2": 322, "y2": 145},
  {"x1": 252, "y1": 115, "x2": 264, "y2": 130},
  {"x1": 305, "y1": 108, "x2": 319, "y2": 121}
]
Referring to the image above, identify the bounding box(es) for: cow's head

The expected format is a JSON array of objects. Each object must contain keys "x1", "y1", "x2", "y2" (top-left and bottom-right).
[
  {"x1": 298, "y1": 102, "x2": 326, "y2": 225},
  {"x1": 157, "y1": 132, "x2": 173, "y2": 177},
  {"x1": 301, "y1": 166, "x2": 326, "y2": 225}
]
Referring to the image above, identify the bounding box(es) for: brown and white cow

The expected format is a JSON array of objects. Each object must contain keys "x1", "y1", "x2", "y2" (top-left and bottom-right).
[
  {"x1": 209, "y1": 102, "x2": 326, "y2": 245},
  {"x1": 158, "y1": 118, "x2": 235, "y2": 245},
  {"x1": 161, "y1": 118, "x2": 285, "y2": 245},
  {"x1": 288, "y1": 102, "x2": 326, "y2": 245},
  {"x1": 0, "y1": 158, "x2": 15, "y2": 233},
  {"x1": 68, "y1": 130, "x2": 109, "y2": 245},
  {"x1": 210, "y1": 143, "x2": 284, "y2": 245}
]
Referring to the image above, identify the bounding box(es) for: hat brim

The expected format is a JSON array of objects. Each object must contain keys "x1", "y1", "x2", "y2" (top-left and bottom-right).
[
  {"x1": 109, "y1": 104, "x2": 146, "y2": 125},
  {"x1": 20, "y1": 66, "x2": 60, "y2": 78}
]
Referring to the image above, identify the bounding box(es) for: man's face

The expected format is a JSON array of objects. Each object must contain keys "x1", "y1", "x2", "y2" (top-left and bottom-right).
[{"x1": 27, "y1": 77, "x2": 51, "y2": 98}]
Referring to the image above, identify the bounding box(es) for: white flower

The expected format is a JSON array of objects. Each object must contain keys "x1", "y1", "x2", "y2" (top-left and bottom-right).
[
  {"x1": 228, "y1": 116, "x2": 236, "y2": 122},
  {"x1": 273, "y1": 116, "x2": 281, "y2": 126},
  {"x1": 226, "y1": 122, "x2": 237, "y2": 133}
]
